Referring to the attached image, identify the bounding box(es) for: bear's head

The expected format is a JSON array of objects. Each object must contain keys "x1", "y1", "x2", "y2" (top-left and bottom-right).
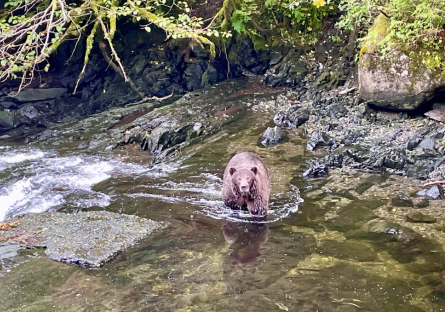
[{"x1": 229, "y1": 167, "x2": 257, "y2": 195}]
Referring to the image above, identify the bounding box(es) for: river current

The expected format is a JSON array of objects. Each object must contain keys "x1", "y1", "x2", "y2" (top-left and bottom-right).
[{"x1": 1, "y1": 91, "x2": 445, "y2": 311}]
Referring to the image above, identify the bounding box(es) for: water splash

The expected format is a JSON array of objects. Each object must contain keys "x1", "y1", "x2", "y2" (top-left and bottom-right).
[
  {"x1": 191, "y1": 176, "x2": 303, "y2": 224},
  {"x1": 202, "y1": 203, "x2": 302, "y2": 224},
  {"x1": 0, "y1": 156, "x2": 113, "y2": 221},
  {"x1": 0, "y1": 148, "x2": 180, "y2": 222},
  {"x1": 127, "y1": 173, "x2": 302, "y2": 224},
  {"x1": 0, "y1": 148, "x2": 47, "y2": 172}
]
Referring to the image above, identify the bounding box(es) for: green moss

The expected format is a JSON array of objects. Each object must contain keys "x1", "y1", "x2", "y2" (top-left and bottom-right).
[
  {"x1": 423, "y1": 52, "x2": 442, "y2": 70},
  {"x1": 251, "y1": 34, "x2": 267, "y2": 51},
  {"x1": 360, "y1": 13, "x2": 445, "y2": 80},
  {"x1": 200, "y1": 68, "x2": 209, "y2": 88},
  {"x1": 360, "y1": 14, "x2": 390, "y2": 58}
]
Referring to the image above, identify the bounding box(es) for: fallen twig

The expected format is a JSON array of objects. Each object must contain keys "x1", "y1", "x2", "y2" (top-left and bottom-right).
[{"x1": 124, "y1": 92, "x2": 174, "y2": 107}]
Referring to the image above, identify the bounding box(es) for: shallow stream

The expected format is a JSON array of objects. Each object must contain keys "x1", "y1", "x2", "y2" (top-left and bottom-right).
[{"x1": 1, "y1": 86, "x2": 445, "y2": 311}]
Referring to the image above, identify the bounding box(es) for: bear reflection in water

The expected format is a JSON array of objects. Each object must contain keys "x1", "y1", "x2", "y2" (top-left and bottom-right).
[{"x1": 222, "y1": 222, "x2": 269, "y2": 265}]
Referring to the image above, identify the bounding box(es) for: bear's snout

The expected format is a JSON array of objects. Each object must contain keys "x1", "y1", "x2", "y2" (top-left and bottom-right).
[{"x1": 240, "y1": 184, "x2": 248, "y2": 191}]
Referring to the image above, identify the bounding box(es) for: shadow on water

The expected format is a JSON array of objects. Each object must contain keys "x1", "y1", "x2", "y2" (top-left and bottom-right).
[{"x1": 1, "y1": 84, "x2": 445, "y2": 311}]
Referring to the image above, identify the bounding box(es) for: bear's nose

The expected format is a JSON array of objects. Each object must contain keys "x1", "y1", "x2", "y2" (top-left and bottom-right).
[{"x1": 240, "y1": 185, "x2": 247, "y2": 190}]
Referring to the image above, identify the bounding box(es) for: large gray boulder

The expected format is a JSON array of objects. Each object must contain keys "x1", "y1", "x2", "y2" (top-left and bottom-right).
[{"x1": 358, "y1": 14, "x2": 445, "y2": 111}]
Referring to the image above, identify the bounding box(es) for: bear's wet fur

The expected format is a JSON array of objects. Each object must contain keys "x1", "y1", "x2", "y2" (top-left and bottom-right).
[{"x1": 222, "y1": 152, "x2": 270, "y2": 215}]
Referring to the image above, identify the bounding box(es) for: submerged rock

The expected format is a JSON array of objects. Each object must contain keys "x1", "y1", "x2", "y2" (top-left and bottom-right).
[
  {"x1": 406, "y1": 212, "x2": 437, "y2": 223},
  {"x1": 1, "y1": 211, "x2": 164, "y2": 268},
  {"x1": 361, "y1": 219, "x2": 422, "y2": 247},
  {"x1": 391, "y1": 193, "x2": 414, "y2": 207},
  {"x1": 317, "y1": 240, "x2": 377, "y2": 262},
  {"x1": 414, "y1": 198, "x2": 430, "y2": 209}
]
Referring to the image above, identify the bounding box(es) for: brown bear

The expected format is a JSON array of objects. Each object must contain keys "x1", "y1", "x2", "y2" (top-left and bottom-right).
[{"x1": 222, "y1": 152, "x2": 270, "y2": 215}]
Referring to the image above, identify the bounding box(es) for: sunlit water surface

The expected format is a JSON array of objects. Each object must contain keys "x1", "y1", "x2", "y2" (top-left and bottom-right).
[{"x1": 0, "y1": 107, "x2": 444, "y2": 312}]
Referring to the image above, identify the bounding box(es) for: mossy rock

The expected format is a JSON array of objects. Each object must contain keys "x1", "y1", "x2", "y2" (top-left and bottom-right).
[
  {"x1": 358, "y1": 14, "x2": 445, "y2": 111},
  {"x1": 359, "y1": 14, "x2": 390, "y2": 57},
  {"x1": 406, "y1": 212, "x2": 437, "y2": 223}
]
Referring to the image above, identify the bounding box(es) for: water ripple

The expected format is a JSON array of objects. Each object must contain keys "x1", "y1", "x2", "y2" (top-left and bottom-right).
[
  {"x1": 0, "y1": 148, "x2": 178, "y2": 222},
  {"x1": 127, "y1": 173, "x2": 302, "y2": 224}
]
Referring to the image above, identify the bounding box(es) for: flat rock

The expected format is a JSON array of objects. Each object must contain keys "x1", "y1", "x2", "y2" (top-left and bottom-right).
[
  {"x1": 10, "y1": 88, "x2": 67, "y2": 102},
  {"x1": 425, "y1": 109, "x2": 445, "y2": 123},
  {"x1": 0, "y1": 211, "x2": 164, "y2": 268}
]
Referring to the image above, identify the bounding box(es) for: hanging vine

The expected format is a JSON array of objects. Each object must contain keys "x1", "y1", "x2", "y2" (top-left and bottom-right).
[{"x1": 0, "y1": 0, "x2": 231, "y2": 94}]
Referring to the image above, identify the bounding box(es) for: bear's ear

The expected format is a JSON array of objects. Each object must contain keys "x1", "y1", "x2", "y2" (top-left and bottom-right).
[
  {"x1": 229, "y1": 167, "x2": 237, "y2": 175},
  {"x1": 251, "y1": 167, "x2": 258, "y2": 175}
]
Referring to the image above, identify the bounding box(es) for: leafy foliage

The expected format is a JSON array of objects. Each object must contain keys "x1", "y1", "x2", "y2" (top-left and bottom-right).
[
  {"x1": 3, "y1": 0, "x2": 444, "y2": 92},
  {"x1": 221, "y1": 0, "x2": 338, "y2": 46},
  {"x1": 0, "y1": 0, "x2": 230, "y2": 92},
  {"x1": 338, "y1": 0, "x2": 445, "y2": 73}
]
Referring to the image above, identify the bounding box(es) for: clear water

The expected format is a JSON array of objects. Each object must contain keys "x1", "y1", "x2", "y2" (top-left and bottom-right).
[{"x1": 1, "y1": 95, "x2": 445, "y2": 312}]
